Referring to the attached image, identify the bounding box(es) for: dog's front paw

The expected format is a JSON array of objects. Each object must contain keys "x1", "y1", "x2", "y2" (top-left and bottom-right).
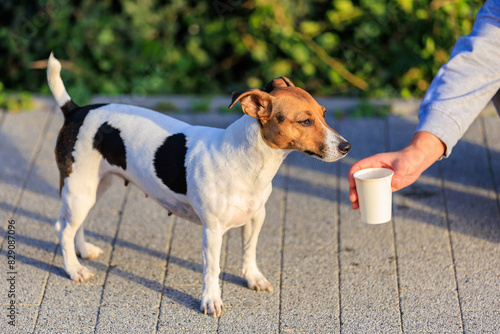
[
  {"x1": 67, "y1": 265, "x2": 94, "y2": 282},
  {"x1": 200, "y1": 293, "x2": 223, "y2": 317},
  {"x1": 77, "y1": 242, "x2": 104, "y2": 260},
  {"x1": 244, "y1": 269, "x2": 273, "y2": 292}
]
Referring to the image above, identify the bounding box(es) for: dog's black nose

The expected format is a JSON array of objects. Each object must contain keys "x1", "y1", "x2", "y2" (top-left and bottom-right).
[{"x1": 339, "y1": 141, "x2": 351, "y2": 154}]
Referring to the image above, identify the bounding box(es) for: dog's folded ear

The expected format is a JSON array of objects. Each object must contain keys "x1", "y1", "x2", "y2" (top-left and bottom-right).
[
  {"x1": 261, "y1": 76, "x2": 295, "y2": 93},
  {"x1": 228, "y1": 89, "x2": 274, "y2": 122}
]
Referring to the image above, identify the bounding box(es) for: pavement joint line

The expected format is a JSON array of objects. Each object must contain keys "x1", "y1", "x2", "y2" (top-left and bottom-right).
[
  {"x1": 155, "y1": 217, "x2": 178, "y2": 334},
  {"x1": 438, "y1": 160, "x2": 466, "y2": 333},
  {"x1": 0, "y1": 108, "x2": 54, "y2": 252},
  {"x1": 92, "y1": 186, "x2": 131, "y2": 334},
  {"x1": 277, "y1": 163, "x2": 289, "y2": 333},
  {"x1": 387, "y1": 118, "x2": 404, "y2": 334},
  {"x1": 335, "y1": 127, "x2": 343, "y2": 334},
  {"x1": 481, "y1": 117, "x2": 500, "y2": 228},
  {"x1": 31, "y1": 244, "x2": 65, "y2": 333}
]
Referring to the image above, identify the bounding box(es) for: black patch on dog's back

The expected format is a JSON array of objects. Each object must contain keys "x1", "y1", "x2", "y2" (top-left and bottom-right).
[
  {"x1": 60, "y1": 100, "x2": 79, "y2": 116},
  {"x1": 93, "y1": 122, "x2": 127, "y2": 170},
  {"x1": 154, "y1": 133, "x2": 188, "y2": 195},
  {"x1": 55, "y1": 103, "x2": 108, "y2": 196}
]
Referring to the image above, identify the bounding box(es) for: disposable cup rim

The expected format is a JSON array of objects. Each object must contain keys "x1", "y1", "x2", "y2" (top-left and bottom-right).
[{"x1": 353, "y1": 167, "x2": 394, "y2": 182}]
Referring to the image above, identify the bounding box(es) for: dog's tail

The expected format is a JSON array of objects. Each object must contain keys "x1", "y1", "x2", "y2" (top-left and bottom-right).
[{"x1": 47, "y1": 52, "x2": 78, "y2": 116}]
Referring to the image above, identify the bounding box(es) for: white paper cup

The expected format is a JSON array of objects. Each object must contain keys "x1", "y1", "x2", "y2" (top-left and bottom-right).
[{"x1": 353, "y1": 168, "x2": 394, "y2": 224}]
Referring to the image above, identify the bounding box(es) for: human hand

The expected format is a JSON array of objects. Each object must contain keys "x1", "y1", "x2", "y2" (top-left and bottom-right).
[{"x1": 348, "y1": 131, "x2": 446, "y2": 210}]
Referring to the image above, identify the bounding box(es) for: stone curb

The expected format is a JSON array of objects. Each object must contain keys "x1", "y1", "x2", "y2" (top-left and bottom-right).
[{"x1": 12, "y1": 94, "x2": 499, "y2": 118}]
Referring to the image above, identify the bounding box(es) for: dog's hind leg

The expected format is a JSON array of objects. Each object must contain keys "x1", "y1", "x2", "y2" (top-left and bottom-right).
[
  {"x1": 58, "y1": 175, "x2": 100, "y2": 281},
  {"x1": 74, "y1": 174, "x2": 112, "y2": 260},
  {"x1": 241, "y1": 206, "x2": 273, "y2": 292}
]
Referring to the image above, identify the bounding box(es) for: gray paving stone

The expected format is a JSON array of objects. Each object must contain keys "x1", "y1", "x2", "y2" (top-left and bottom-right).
[
  {"x1": 339, "y1": 228, "x2": 396, "y2": 269},
  {"x1": 95, "y1": 306, "x2": 159, "y2": 333},
  {"x1": 462, "y1": 310, "x2": 500, "y2": 333},
  {"x1": 483, "y1": 116, "x2": 500, "y2": 207},
  {"x1": 341, "y1": 307, "x2": 401, "y2": 333},
  {"x1": 218, "y1": 307, "x2": 278, "y2": 333},
  {"x1": 0, "y1": 111, "x2": 52, "y2": 226},
  {"x1": 400, "y1": 289, "x2": 462, "y2": 332},
  {"x1": 164, "y1": 259, "x2": 204, "y2": 287},
  {"x1": 33, "y1": 326, "x2": 95, "y2": 334},
  {"x1": 221, "y1": 267, "x2": 280, "y2": 308},
  {"x1": 397, "y1": 250, "x2": 456, "y2": 290},
  {"x1": 393, "y1": 212, "x2": 450, "y2": 253},
  {"x1": 0, "y1": 118, "x2": 67, "y2": 313},
  {"x1": 456, "y1": 269, "x2": 500, "y2": 311},
  {"x1": 36, "y1": 285, "x2": 102, "y2": 331},
  {"x1": 283, "y1": 213, "x2": 337, "y2": 250},
  {"x1": 0, "y1": 260, "x2": 52, "y2": 306},
  {"x1": 100, "y1": 263, "x2": 165, "y2": 307},
  {"x1": 164, "y1": 229, "x2": 204, "y2": 287},
  {"x1": 442, "y1": 120, "x2": 500, "y2": 243},
  {"x1": 280, "y1": 331, "x2": 339, "y2": 334},
  {"x1": 157, "y1": 286, "x2": 218, "y2": 330},
  {"x1": 280, "y1": 307, "x2": 339, "y2": 332},
  {"x1": 4, "y1": 305, "x2": 38, "y2": 333},
  {"x1": 282, "y1": 247, "x2": 338, "y2": 288},
  {"x1": 280, "y1": 286, "x2": 339, "y2": 331},
  {"x1": 285, "y1": 152, "x2": 338, "y2": 250},
  {"x1": 340, "y1": 268, "x2": 398, "y2": 310},
  {"x1": 110, "y1": 205, "x2": 172, "y2": 267},
  {"x1": 451, "y1": 233, "x2": 500, "y2": 271}
]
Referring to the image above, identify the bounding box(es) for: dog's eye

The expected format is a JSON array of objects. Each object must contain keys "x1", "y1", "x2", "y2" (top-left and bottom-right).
[{"x1": 299, "y1": 119, "x2": 312, "y2": 126}]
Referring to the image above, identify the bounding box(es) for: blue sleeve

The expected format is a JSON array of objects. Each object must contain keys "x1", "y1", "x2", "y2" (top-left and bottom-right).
[{"x1": 415, "y1": 0, "x2": 500, "y2": 157}]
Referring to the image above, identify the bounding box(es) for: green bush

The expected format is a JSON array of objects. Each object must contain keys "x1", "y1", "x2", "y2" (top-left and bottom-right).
[{"x1": 0, "y1": 0, "x2": 483, "y2": 103}]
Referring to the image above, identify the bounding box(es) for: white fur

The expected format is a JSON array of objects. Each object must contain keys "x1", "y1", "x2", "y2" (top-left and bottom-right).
[
  {"x1": 47, "y1": 52, "x2": 71, "y2": 107},
  {"x1": 324, "y1": 126, "x2": 348, "y2": 162}
]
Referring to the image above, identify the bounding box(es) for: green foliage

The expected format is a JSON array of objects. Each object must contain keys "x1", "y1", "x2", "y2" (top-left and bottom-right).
[
  {"x1": 0, "y1": 81, "x2": 33, "y2": 112},
  {"x1": 156, "y1": 100, "x2": 179, "y2": 112},
  {"x1": 190, "y1": 97, "x2": 211, "y2": 113},
  {"x1": 220, "y1": 104, "x2": 242, "y2": 114},
  {"x1": 349, "y1": 99, "x2": 390, "y2": 118},
  {"x1": 0, "y1": 0, "x2": 483, "y2": 102}
]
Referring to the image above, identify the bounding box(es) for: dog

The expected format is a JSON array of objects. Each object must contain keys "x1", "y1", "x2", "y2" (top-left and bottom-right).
[{"x1": 46, "y1": 53, "x2": 351, "y2": 317}]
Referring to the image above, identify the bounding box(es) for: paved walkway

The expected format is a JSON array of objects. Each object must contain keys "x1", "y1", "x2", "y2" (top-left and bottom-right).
[{"x1": 0, "y1": 105, "x2": 498, "y2": 333}]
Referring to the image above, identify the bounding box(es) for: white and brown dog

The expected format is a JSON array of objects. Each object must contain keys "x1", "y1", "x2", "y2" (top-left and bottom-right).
[{"x1": 47, "y1": 53, "x2": 351, "y2": 316}]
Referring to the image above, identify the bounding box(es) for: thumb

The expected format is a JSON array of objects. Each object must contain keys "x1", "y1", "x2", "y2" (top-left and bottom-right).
[{"x1": 392, "y1": 173, "x2": 403, "y2": 191}]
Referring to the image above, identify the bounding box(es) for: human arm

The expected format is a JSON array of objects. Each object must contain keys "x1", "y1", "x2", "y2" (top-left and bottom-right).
[{"x1": 417, "y1": 0, "x2": 500, "y2": 156}]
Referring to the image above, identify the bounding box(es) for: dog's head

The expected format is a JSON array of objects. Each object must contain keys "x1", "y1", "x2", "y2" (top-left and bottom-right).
[{"x1": 229, "y1": 77, "x2": 351, "y2": 162}]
